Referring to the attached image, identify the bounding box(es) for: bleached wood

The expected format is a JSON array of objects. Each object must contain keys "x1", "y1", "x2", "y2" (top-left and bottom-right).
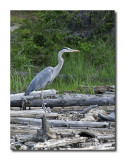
[
  {"x1": 11, "y1": 94, "x2": 115, "y2": 107},
  {"x1": 32, "y1": 137, "x2": 87, "y2": 150},
  {"x1": 11, "y1": 109, "x2": 58, "y2": 119},
  {"x1": 10, "y1": 89, "x2": 57, "y2": 101},
  {"x1": 10, "y1": 117, "x2": 109, "y2": 128}
]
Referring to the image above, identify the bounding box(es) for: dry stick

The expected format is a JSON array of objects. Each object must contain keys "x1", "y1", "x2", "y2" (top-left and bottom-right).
[
  {"x1": 98, "y1": 112, "x2": 115, "y2": 121},
  {"x1": 80, "y1": 105, "x2": 98, "y2": 114}
]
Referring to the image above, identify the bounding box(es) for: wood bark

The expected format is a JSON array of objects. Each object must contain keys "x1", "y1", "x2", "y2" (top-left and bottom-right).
[
  {"x1": 11, "y1": 117, "x2": 109, "y2": 128},
  {"x1": 10, "y1": 87, "x2": 115, "y2": 150},
  {"x1": 32, "y1": 137, "x2": 87, "y2": 150},
  {"x1": 80, "y1": 105, "x2": 98, "y2": 114},
  {"x1": 11, "y1": 94, "x2": 115, "y2": 108},
  {"x1": 98, "y1": 112, "x2": 115, "y2": 121},
  {"x1": 10, "y1": 89, "x2": 57, "y2": 102},
  {"x1": 11, "y1": 110, "x2": 59, "y2": 119},
  {"x1": 97, "y1": 135, "x2": 115, "y2": 140},
  {"x1": 59, "y1": 143, "x2": 115, "y2": 150}
]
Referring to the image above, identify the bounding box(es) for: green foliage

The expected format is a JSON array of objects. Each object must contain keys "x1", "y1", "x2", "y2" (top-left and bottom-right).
[
  {"x1": 10, "y1": 11, "x2": 115, "y2": 94},
  {"x1": 10, "y1": 67, "x2": 34, "y2": 93}
]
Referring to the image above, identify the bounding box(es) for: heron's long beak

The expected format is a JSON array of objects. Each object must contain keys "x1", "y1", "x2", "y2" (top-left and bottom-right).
[{"x1": 73, "y1": 49, "x2": 80, "y2": 52}]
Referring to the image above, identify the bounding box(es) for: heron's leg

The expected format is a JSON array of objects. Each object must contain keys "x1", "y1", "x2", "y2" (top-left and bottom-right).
[
  {"x1": 41, "y1": 91, "x2": 46, "y2": 110},
  {"x1": 41, "y1": 91, "x2": 51, "y2": 113},
  {"x1": 21, "y1": 96, "x2": 28, "y2": 110}
]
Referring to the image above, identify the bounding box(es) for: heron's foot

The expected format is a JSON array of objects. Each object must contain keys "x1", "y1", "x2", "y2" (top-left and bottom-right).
[{"x1": 42, "y1": 102, "x2": 51, "y2": 113}]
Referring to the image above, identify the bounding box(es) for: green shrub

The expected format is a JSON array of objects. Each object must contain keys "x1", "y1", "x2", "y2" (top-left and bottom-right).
[{"x1": 10, "y1": 11, "x2": 115, "y2": 94}]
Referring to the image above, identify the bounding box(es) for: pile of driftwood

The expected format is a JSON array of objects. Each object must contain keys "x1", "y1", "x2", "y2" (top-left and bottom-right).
[{"x1": 10, "y1": 86, "x2": 115, "y2": 151}]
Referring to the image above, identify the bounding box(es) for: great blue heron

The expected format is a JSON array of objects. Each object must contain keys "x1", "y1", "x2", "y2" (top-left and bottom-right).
[{"x1": 25, "y1": 47, "x2": 80, "y2": 112}]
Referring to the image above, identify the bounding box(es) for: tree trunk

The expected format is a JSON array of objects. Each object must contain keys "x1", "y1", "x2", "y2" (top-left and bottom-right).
[
  {"x1": 11, "y1": 95, "x2": 115, "y2": 108},
  {"x1": 11, "y1": 117, "x2": 109, "y2": 128}
]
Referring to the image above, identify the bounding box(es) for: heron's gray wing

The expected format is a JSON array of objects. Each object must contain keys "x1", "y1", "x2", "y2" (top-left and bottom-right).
[{"x1": 25, "y1": 67, "x2": 53, "y2": 95}]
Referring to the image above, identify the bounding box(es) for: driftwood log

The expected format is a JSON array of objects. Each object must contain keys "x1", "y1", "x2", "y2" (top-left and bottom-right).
[
  {"x1": 11, "y1": 117, "x2": 109, "y2": 128},
  {"x1": 10, "y1": 110, "x2": 59, "y2": 119},
  {"x1": 11, "y1": 94, "x2": 115, "y2": 108},
  {"x1": 10, "y1": 87, "x2": 115, "y2": 151},
  {"x1": 10, "y1": 89, "x2": 57, "y2": 101},
  {"x1": 59, "y1": 142, "x2": 115, "y2": 151},
  {"x1": 32, "y1": 137, "x2": 87, "y2": 150}
]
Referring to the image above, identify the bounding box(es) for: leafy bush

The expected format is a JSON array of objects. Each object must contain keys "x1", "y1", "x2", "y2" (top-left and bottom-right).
[{"x1": 10, "y1": 11, "x2": 115, "y2": 93}]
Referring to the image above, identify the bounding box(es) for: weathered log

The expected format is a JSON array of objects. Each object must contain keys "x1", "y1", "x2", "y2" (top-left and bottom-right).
[
  {"x1": 10, "y1": 89, "x2": 57, "y2": 102},
  {"x1": 32, "y1": 137, "x2": 87, "y2": 150},
  {"x1": 10, "y1": 125, "x2": 38, "y2": 136},
  {"x1": 10, "y1": 124, "x2": 115, "y2": 137},
  {"x1": 60, "y1": 144, "x2": 115, "y2": 150},
  {"x1": 10, "y1": 124, "x2": 80, "y2": 139},
  {"x1": 97, "y1": 135, "x2": 115, "y2": 140},
  {"x1": 10, "y1": 117, "x2": 109, "y2": 128},
  {"x1": 32, "y1": 138, "x2": 115, "y2": 150},
  {"x1": 11, "y1": 94, "x2": 115, "y2": 107},
  {"x1": 59, "y1": 147, "x2": 115, "y2": 151},
  {"x1": 10, "y1": 109, "x2": 59, "y2": 119},
  {"x1": 11, "y1": 116, "x2": 56, "y2": 142}
]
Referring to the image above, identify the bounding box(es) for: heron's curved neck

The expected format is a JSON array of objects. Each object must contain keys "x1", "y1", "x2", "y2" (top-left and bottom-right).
[
  {"x1": 53, "y1": 50, "x2": 64, "y2": 77},
  {"x1": 58, "y1": 50, "x2": 64, "y2": 67}
]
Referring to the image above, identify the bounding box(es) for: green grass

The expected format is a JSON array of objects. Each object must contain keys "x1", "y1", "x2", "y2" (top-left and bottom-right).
[
  {"x1": 10, "y1": 68, "x2": 34, "y2": 94},
  {"x1": 10, "y1": 11, "x2": 115, "y2": 94},
  {"x1": 10, "y1": 39, "x2": 115, "y2": 94}
]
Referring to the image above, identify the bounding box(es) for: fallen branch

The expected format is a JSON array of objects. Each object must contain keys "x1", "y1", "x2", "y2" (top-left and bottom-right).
[
  {"x1": 10, "y1": 117, "x2": 109, "y2": 128},
  {"x1": 98, "y1": 112, "x2": 115, "y2": 121},
  {"x1": 80, "y1": 105, "x2": 98, "y2": 114},
  {"x1": 10, "y1": 89, "x2": 57, "y2": 102},
  {"x1": 11, "y1": 110, "x2": 58, "y2": 119},
  {"x1": 11, "y1": 94, "x2": 115, "y2": 107}
]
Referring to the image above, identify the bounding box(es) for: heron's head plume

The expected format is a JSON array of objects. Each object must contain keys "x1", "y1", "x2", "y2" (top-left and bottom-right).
[{"x1": 60, "y1": 47, "x2": 80, "y2": 53}]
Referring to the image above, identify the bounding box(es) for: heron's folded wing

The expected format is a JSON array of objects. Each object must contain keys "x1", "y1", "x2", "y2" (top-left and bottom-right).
[{"x1": 25, "y1": 67, "x2": 53, "y2": 95}]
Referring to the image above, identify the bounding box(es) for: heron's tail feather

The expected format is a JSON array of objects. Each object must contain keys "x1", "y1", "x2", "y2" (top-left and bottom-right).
[
  {"x1": 25, "y1": 90, "x2": 29, "y2": 96},
  {"x1": 25, "y1": 87, "x2": 32, "y2": 96}
]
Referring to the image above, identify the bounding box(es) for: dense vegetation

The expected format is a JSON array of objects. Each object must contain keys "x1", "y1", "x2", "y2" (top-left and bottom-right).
[{"x1": 10, "y1": 11, "x2": 115, "y2": 94}]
